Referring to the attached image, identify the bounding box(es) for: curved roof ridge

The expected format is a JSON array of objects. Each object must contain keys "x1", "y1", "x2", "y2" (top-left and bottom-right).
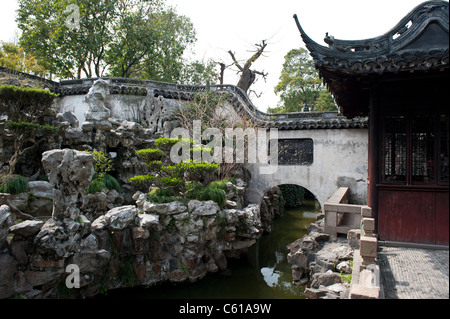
[{"x1": 294, "y1": 1, "x2": 449, "y2": 59}]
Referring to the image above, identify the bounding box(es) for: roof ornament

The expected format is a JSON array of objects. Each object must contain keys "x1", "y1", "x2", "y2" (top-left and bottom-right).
[{"x1": 324, "y1": 32, "x2": 335, "y2": 47}]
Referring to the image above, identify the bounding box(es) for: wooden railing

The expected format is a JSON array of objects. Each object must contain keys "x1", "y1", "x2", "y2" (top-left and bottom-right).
[{"x1": 323, "y1": 187, "x2": 372, "y2": 239}]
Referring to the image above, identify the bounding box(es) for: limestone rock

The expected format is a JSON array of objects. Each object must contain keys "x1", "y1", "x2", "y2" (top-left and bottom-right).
[
  {"x1": 143, "y1": 201, "x2": 187, "y2": 215},
  {"x1": 57, "y1": 111, "x2": 79, "y2": 128},
  {"x1": 42, "y1": 149, "x2": 95, "y2": 221},
  {"x1": 188, "y1": 200, "x2": 219, "y2": 217},
  {"x1": 28, "y1": 181, "x2": 53, "y2": 199},
  {"x1": 1, "y1": 205, "x2": 12, "y2": 242},
  {"x1": 9, "y1": 220, "x2": 44, "y2": 237},
  {"x1": 34, "y1": 219, "x2": 81, "y2": 258},
  {"x1": 105, "y1": 205, "x2": 138, "y2": 230},
  {"x1": 84, "y1": 79, "x2": 111, "y2": 121},
  {"x1": 91, "y1": 215, "x2": 108, "y2": 232},
  {"x1": 136, "y1": 213, "x2": 160, "y2": 228}
]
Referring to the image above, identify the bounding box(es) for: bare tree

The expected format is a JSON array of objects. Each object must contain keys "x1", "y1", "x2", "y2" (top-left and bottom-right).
[
  {"x1": 228, "y1": 40, "x2": 268, "y2": 93},
  {"x1": 214, "y1": 61, "x2": 233, "y2": 85}
]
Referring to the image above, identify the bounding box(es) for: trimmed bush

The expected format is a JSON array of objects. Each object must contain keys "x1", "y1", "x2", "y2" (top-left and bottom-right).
[
  {"x1": 128, "y1": 175, "x2": 156, "y2": 190},
  {"x1": 135, "y1": 148, "x2": 164, "y2": 164}
]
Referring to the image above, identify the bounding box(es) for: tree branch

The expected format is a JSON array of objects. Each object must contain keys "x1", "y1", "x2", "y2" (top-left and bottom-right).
[{"x1": 227, "y1": 51, "x2": 243, "y2": 72}]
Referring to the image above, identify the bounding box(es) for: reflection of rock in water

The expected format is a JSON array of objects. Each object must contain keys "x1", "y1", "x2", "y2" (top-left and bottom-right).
[{"x1": 275, "y1": 251, "x2": 284, "y2": 263}]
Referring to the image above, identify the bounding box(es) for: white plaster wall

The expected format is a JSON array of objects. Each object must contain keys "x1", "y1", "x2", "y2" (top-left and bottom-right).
[
  {"x1": 246, "y1": 128, "x2": 368, "y2": 210},
  {"x1": 54, "y1": 95, "x2": 89, "y2": 125},
  {"x1": 108, "y1": 95, "x2": 147, "y2": 123}
]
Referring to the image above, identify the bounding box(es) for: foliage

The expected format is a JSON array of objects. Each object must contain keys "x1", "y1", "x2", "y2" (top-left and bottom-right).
[
  {"x1": 128, "y1": 175, "x2": 156, "y2": 191},
  {"x1": 0, "y1": 41, "x2": 48, "y2": 76},
  {"x1": 147, "y1": 188, "x2": 182, "y2": 204},
  {"x1": 106, "y1": 1, "x2": 197, "y2": 81},
  {"x1": 0, "y1": 85, "x2": 58, "y2": 122},
  {"x1": 208, "y1": 181, "x2": 228, "y2": 191},
  {"x1": 0, "y1": 85, "x2": 59, "y2": 175},
  {"x1": 184, "y1": 181, "x2": 227, "y2": 207},
  {"x1": 339, "y1": 272, "x2": 352, "y2": 284},
  {"x1": 132, "y1": 137, "x2": 228, "y2": 205},
  {"x1": 135, "y1": 148, "x2": 164, "y2": 164},
  {"x1": 90, "y1": 151, "x2": 114, "y2": 179},
  {"x1": 16, "y1": 0, "x2": 209, "y2": 82},
  {"x1": 87, "y1": 174, "x2": 121, "y2": 194},
  {"x1": 179, "y1": 59, "x2": 218, "y2": 85},
  {"x1": 6, "y1": 120, "x2": 59, "y2": 135},
  {"x1": 194, "y1": 186, "x2": 227, "y2": 208},
  {"x1": 0, "y1": 174, "x2": 28, "y2": 194},
  {"x1": 270, "y1": 48, "x2": 336, "y2": 113},
  {"x1": 279, "y1": 184, "x2": 305, "y2": 208}
]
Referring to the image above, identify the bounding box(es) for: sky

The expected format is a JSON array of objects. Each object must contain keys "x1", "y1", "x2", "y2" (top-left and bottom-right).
[{"x1": 0, "y1": 0, "x2": 441, "y2": 112}]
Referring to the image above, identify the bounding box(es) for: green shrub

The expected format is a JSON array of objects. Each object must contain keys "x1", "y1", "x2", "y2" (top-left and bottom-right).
[
  {"x1": 155, "y1": 138, "x2": 192, "y2": 154},
  {"x1": 102, "y1": 174, "x2": 121, "y2": 193},
  {"x1": 224, "y1": 176, "x2": 237, "y2": 185},
  {"x1": 0, "y1": 85, "x2": 58, "y2": 121},
  {"x1": 6, "y1": 120, "x2": 59, "y2": 135},
  {"x1": 147, "y1": 188, "x2": 183, "y2": 204},
  {"x1": 87, "y1": 178, "x2": 105, "y2": 194},
  {"x1": 128, "y1": 174, "x2": 156, "y2": 190},
  {"x1": 135, "y1": 148, "x2": 164, "y2": 164},
  {"x1": 87, "y1": 174, "x2": 121, "y2": 194},
  {"x1": 0, "y1": 174, "x2": 28, "y2": 194},
  {"x1": 195, "y1": 186, "x2": 227, "y2": 207},
  {"x1": 158, "y1": 177, "x2": 185, "y2": 190},
  {"x1": 208, "y1": 181, "x2": 228, "y2": 191}
]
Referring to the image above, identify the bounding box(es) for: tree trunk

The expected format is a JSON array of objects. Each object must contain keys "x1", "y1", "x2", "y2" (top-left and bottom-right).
[
  {"x1": 236, "y1": 69, "x2": 256, "y2": 93},
  {"x1": 8, "y1": 151, "x2": 19, "y2": 176}
]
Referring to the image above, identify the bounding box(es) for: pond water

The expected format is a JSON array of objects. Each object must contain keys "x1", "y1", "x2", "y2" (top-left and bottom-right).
[{"x1": 103, "y1": 199, "x2": 320, "y2": 299}]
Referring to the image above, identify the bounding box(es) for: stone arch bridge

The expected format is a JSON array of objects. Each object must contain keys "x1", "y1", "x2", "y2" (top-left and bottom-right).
[{"x1": 47, "y1": 76, "x2": 369, "y2": 210}]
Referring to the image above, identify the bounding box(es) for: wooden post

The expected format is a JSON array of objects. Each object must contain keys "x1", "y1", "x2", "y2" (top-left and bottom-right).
[{"x1": 367, "y1": 85, "x2": 379, "y2": 230}]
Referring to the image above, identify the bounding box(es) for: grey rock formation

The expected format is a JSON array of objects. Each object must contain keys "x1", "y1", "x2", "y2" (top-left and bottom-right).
[
  {"x1": 41, "y1": 149, "x2": 94, "y2": 221},
  {"x1": 84, "y1": 79, "x2": 111, "y2": 121}
]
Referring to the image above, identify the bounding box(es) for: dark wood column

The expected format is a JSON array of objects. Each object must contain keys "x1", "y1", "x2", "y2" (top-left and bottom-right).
[{"x1": 367, "y1": 85, "x2": 379, "y2": 229}]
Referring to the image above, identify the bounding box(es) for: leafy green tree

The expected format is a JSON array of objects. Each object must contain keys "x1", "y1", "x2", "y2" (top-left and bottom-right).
[
  {"x1": 270, "y1": 48, "x2": 336, "y2": 113},
  {"x1": 16, "y1": 0, "x2": 199, "y2": 81},
  {"x1": 179, "y1": 60, "x2": 218, "y2": 85},
  {"x1": 106, "y1": 2, "x2": 198, "y2": 81},
  {"x1": 17, "y1": 0, "x2": 116, "y2": 79},
  {"x1": 0, "y1": 42, "x2": 48, "y2": 76}
]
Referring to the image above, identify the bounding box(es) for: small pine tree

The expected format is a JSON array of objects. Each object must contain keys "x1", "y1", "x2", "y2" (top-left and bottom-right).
[{"x1": 130, "y1": 138, "x2": 227, "y2": 206}]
